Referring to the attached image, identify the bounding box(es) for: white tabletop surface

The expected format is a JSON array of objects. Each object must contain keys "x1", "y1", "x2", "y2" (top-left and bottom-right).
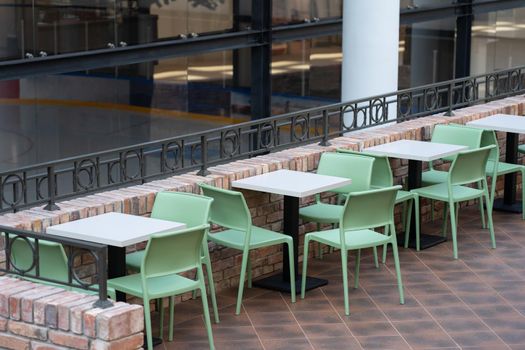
[
  {"x1": 231, "y1": 169, "x2": 352, "y2": 198},
  {"x1": 46, "y1": 212, "x2": 186, "y2": 247},
  {"x1": 466, "y1": 114, "x2": 525, "y2": 134},
  {"x1": 364, "y1": 140, "x2": 468, "y2": 162}
]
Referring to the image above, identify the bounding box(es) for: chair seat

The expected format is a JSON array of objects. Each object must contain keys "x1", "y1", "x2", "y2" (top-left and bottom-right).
[
  {"x1": 307, "y1": 228, "x2": 391, "y2": 250},
  {"x1": 396, "y1": 190, "x2": 414, "y2": 203},
  {"x1": 412, "y1": 183, "x2": 483, "y2": 202},
  {"x1": 299, "y1": 203, "x2": 343, "y2": 224},
  {"x1": 108, "y1": 273, "x2": 199, "y2": 300},
  {"x1": 421, "y1": 169, "x2": 448, "y2": 185},
  {"x1": 208, "y1": 226, "x2": 290, "y2": 250},
  {"x1": 486, "y1": 160, "x2": 524, "y2": 176}
]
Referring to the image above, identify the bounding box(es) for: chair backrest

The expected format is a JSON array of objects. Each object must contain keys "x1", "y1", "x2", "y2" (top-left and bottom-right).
[
  {"x1": 141, "y1": 224, "x2": 208, "y2": 279},
  {"x1": 337, "y1": 149, "x2": 393, "y2": 187},
  {"x1": 316, "y1": 152, "x2": 375, "y2": 194},
  {"x1": 448, "y1": 145, "x2": 495, "y2": 186},
  {"x1": 430, "y1": 124, "x2": 484, "y2": 162},
  {"x1": 339, "y1": 186, "x2": 400, "y2": 233},
  {"x1": 199, "y1": 183, "x2": 251, "y2": 232},
  {"x1": 479, "y1": 129, "x2": 500, "y2": 162},
  {"x1": 8, "y1": 237, "x2": 69, "y2": 283},
  {"x1": 151, "y1": 191, "x2": 213, "y2": 228}
]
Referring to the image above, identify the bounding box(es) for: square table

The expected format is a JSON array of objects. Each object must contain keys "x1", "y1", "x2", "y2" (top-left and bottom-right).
[
  {"x1": 467, "y1": 114, "x2": 525, "y2": 213},
  {"x1": 46, "y1": 212, "x2": 186, "y2": 301},
  {"x1": 364, "y1": 140, "x2": 468, "y2": 249},
  {"x1": 232, "y1": 169, "x2": 352, "y2": 293}
]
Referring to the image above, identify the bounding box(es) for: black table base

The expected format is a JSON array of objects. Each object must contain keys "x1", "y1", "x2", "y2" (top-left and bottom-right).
[
  {"x1": 493, "y1": 198, "x2": 523, "y2": 213},
  {"x1": 253, "y1": 274, "x2": 328, "y2": 294},
  {"x1": 396, "y1": 232, "x2": 446, "y2": 250}
]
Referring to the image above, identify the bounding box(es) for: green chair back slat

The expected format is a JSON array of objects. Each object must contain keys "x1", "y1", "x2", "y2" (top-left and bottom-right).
[
  {"x1": 340, "y1": 186, "x2": 401, "y2": 232},
  {"x1": 316, "y1": 152, "x2": 375, "y2": 194},
  {"x1": 151, "y1": 192, "x2": 213, "y2": 228},
  {"x1": 10, "y1": 238, "x2": 69, "y2": 283},
  {"x1": 337, "y1": 149, "x2": 393, "y2": 187},
  {"x1": 431, "y1": 124, "x2": 484, "y2": 162},
  {"x1": 479, "y1": 129, "x2": 500, "y2": 162},
  {"x1": 142, "y1": 225, "x2": 207, "y2": 279},
  {"x1": 199, "y1": 183, "x2": 251, "y2": 232},
  {"x1": 449, "y1": 146, "x2": 494, "y2": 186}
]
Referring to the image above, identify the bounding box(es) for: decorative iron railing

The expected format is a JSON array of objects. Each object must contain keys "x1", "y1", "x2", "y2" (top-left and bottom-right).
[
  {"x1": 0, "y1": 225, "x2": 112, "y2": 308},
  {"x1": 1, "y1": 65, "x2": 524, "y2": 213}
]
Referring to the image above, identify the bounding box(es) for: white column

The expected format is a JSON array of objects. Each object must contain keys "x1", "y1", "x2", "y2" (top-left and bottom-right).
[{"x1": 341, "y1": 0, "x2": 400, "y2": 124}]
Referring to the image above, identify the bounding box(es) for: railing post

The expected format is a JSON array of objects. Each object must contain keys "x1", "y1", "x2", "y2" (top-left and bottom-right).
[
  {"x1": 197, "y1": 135, "x2": 210, "y2": 176},
  {"x1": 444, "y1": 81, "x2": 455, "y2": 116},
  {"x1": 43, "y1": 166, "x2": 60, "y2": 211},
  {"x1": 319, "y1": 109, "x2": 331, "y2": 146},
  {"x1": 93, "y1": 246, "x2": 113, "y2": 309}
]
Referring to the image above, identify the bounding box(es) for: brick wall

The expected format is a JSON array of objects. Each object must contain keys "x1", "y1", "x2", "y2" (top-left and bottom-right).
[
  {"x1": 1, "y1": 95, "x2": 525, "y2": 303},
  {"x1": 0, "y1": 277, "x2": 143, "y2": 350}
]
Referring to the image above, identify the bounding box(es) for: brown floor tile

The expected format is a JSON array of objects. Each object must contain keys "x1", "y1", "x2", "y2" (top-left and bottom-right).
[
  {"x1": 248, "y1": 311, "x2": 297, "y2": 326},
  {"x1": 293, "y1": 310, "x2": 343, "y2": 325},
  {"x1": 261, "y1": 338, "x2": 313, "y2": 350},
  {"x1": 356, "y1": 335, "x2": 411, "y2": 349},
  {"x1": 255, "y1": 324, "x2": 305, "y2": 340},
  {"x1": 437, "y1": 317, "x2": 491, "y2": 333},
  {"x1": 402, "y1": 331, "x2": 458, "y2": 349},
  {"x1": 449, "y1": 331, "x2": 509, "y2": 348},
  {"x1": 426, "y1": 305, "x2": 477, "y2": 320},
  {"x1": 347, "y1": 321, "x2": 398, "y2": 337},
  {"x1": 302, "y1": 323, "x2": 352, "y2": 338},
  {"x1": 308, "y1": 336, "x2": 362, "y2": 350}
]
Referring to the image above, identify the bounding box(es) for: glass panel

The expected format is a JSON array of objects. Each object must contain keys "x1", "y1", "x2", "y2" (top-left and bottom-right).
[
  {"x1": 187, "y1": 0, "x2": 233, "y2": 34},
  {"x1": 33, "y1": 0, "x2": 117, "y2": 56},
  {"x1": 272, "y1": 36, "x2": 341, "y2": 113},
  {"x1": 471, "y1": 7, "x2": 525, "y2": 75},
  {"x1": 310, "y1": 0, "x2": 341, "y2": 20},
  {"x1": 398, "y1": 18, "x2": 456, "y2": 88},
  {"x1": 0, "y1": 0, "x2": 31, "y2": 61},
  {"x1": 134, "y1": 0, "x2": 188, "y2": 44},
  {"x1": 273, "y1": 1, "x2": 311, "y2": 25}
]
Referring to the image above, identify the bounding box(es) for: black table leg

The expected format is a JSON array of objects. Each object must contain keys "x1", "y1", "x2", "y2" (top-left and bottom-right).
[
  {"x1": 493, "y1": 132, "x2": 522, "y2": 213},
  {"x1": 397, "y1": 159, "x2": 447, "y2": 249},
  {"x1": 253, "y1": 195, "x2": 328, "y2": 293}
]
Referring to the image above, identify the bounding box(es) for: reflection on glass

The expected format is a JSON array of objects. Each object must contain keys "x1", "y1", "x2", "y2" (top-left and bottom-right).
[
  {"x1": 273, "y1": 0, "x2": 341, "y2": 25},
  {"x1": 272, "y1": 36, "x2": 341, "y2": 114},
  {"x1": 471, "y1": 7, "x2": 525, "y2": 75}
]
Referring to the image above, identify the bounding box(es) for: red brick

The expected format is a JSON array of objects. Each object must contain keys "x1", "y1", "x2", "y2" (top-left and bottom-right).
[
  {"x1": 33, "y1": 292, "x2": 75, "y2": 325},
  {"x1": 0, "y1": 316, "x2": 7, "y2": 331},
  {"x1": 89, "y1": 333, "x2": 143, "y2": 350},
  {"x1": 57, "y1": 295, "x2": 98, "y2": 331},
  {"x1": 10, "y1": 285, "x2": 60, "y2": 321},
  {"x1": 0, "y1": 280, "x2": 35, "y2": 317},
  {"x1": 96, "y1": 304, "x2": 144, "y2": 341},
  {"x1": 48, "y1": 330, "x2": 89, "y2": 350},
  {"x1": 21, "y1": 287, "x2": 64, "y2": 323},
  {"x1": 0, "y1": 333, "x2": 30, "y2": 350},
  {"x1": 30, "y1": 341, "x2": 68, "y2": 350},
  {"x1": 8, "y1": 320, "x2": 48, "y2": 341}
]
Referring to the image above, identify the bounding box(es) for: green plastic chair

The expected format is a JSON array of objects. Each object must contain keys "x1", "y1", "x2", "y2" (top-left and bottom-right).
[
  {"x1": 301, "y1": 186, "x2": 404, "y2": 316},
  {"x1": 125, "y1": 191, "x2": 219, "y2": 323},
  {"x1": 411, "y1": 146, "x2": 496, "y2": 259},
  {"x1": 108, "y1": 225, "x2": 215, "y2": 350},
  {"x1": 337, "y1": 148, "x2": 419, "y2": 261},
  {"x1": 518, "y1": 144, "x2": 525, "y2": 155},
  {"x1": 7, "y1": 236, "x2": 116, "y2": 299},
  {"x1": 299, "y1": 152, "x2": 375, "y2": 260},
  {"x1": 199, "y1": 183, "x2": 296, "y2": 315},
  {"x1": 480, "y1": 129, "x2": 525, "y2": 221}
]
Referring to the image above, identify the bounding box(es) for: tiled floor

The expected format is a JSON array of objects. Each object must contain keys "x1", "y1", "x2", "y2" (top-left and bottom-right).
[{"x1": 153, "y1": 206, "x2": 525, "y2": 349}]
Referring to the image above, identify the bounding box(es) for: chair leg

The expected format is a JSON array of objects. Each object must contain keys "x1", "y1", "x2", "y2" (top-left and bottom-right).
[
  {"x1": 301, "y1": 236, "x2": 311, "y2": 299},
  {"x1": 390, "y1": 231, "x2": 405, "y2": 305},
  {"x1": 341, "y1": 249, "x2": 350, "y2": 316},
  {"x1": 478, "y1": 181, "x2": 486, "y2": 229},
  {"x1": 158, "y1": 298, "x2": 164, "y2": 339},
  {"x1": 449, "y1": 201, "x2": 459, "y2": 259},
  {"x1": 412, "y1": 196, "x2": 421, "y2": 251},
  {"x1": 381, "y1": 224, "x2": 390, "y2": 265},
  {"x1": 354, "y1": 249, "x2": 361, "y2": 289},
  {"x1": 484, "y1": 181, "x2": 496, "y2": 249},
  {"x1": 373, "y1": 247, "x2": 379, "y2": 269},
  {"x1": 143, "y1": 298, "x2": 154, "y2": 350},
  {"x1": 286, "y1": 239, "x2": 296, "y2": 303},
  {"x1": 247, "y1": 255, "x2": 252, "y2": 289},
  {"x1": 401, "y1": 201, "x2": 407, "y2": 232},
  {"x1": 168, "y1": 296, "x2": 175, "y2": 342},
  {"x1": 316, "y1": 223, "x2": 323, "y2": 260},
  {"x1": 235, "y1": 250, "x2": 249, "y2": 315},
  {"x1": 198, "y1": 267, "x2": 215, "y2": 350},
  {"x1": 204, "y1": 257, "x2": 220, "y2": 324}
]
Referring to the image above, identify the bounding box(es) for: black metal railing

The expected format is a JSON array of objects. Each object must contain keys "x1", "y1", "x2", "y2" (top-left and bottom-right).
[
  {"x1": 1, "y1": 65, "x2": 524, "y2": 213},
  {"x1": 0, "y1": 225, "x2": 112, "y2": 308}
]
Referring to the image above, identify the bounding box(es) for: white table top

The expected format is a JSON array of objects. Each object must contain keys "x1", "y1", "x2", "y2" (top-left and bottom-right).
[
  {"x1": 466, "y1": 114, "x2": 525, "y2": 134},
  {"x1": 46, "y1": 212, "x2": 186, "y2": 247},
  {"x1": 231, "y1": 169, "x2": 352, "y2": 198},
  {"x1": 364, "y1": 140, "x2": 468, "y2": 162}
]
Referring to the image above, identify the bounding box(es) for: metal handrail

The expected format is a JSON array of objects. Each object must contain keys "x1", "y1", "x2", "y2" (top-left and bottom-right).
[{"x1": 0, "y1": 65, "x2": 524, "y2": 213}]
